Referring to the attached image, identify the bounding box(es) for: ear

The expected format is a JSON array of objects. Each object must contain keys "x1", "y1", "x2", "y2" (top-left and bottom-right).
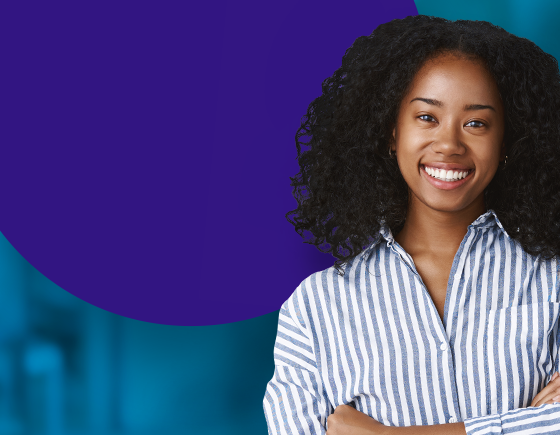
[
  {"x1": 500, "y1": 141, "x2": 506, "y2": 161},
  {"x1": 391, "y1": 127, "x2": 396, "y2": 152}
]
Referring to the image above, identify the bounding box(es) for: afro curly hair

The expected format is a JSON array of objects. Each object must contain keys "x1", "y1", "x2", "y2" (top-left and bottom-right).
[{"x1": 286, "y1": 15, "x2": 560, "y2": 276}]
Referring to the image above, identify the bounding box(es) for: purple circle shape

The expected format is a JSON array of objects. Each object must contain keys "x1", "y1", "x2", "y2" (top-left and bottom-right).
[{"x1": 0, "y1": 1, "x2": 418, "y2": 325}]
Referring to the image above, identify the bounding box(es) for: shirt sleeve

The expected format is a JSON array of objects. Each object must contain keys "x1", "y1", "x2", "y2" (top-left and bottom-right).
[
  {"x1": 263, "y1": 290, "x2": 332, "y2": 435},
  {"x1": 462, "y1": 403, "x2": 560, "y2": 434}
]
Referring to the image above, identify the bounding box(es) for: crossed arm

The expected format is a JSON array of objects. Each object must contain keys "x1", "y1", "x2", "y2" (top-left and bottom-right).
[
  {"x1": 325, "y1": 372, "x2": 560, "y2": 435},
  {"x1": 265, "y1": 374, "x2": 560, "y2": 435},
  {"x1": 264, "y1": 295, "x2": 560, "y2": 434},
  {"x1": 265, "y1": 335, "x2": 560, "y2": 434},
  {"x1": 325, "y1": 404, "x2": 466, "y2": 435}
]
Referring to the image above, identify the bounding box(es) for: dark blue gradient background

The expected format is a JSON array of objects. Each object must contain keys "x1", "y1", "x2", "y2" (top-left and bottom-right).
[{"x1": 1, "y1": 1, "x2": 560, "y2": 434}]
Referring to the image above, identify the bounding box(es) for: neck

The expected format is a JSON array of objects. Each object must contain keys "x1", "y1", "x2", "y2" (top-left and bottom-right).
[{"x1": 394, "y1": 192, "x2": 486, "y2": 257}]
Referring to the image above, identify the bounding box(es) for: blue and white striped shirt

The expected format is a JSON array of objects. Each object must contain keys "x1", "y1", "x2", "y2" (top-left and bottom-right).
[{"x1": 264, "y1": 209, "x2": 560, "y2": 434}]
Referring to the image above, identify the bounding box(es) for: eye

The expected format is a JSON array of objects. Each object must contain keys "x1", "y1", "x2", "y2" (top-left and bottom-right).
[
  {"x1": 465, "y1": 120, "x2": 485, "y2": 128},
  {"x1": 418, "y1": 114, "x2": 436, "y2": 122}
]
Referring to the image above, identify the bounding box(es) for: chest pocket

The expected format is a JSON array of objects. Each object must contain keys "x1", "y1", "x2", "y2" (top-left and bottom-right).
[{"x1": 485, "y1": 302, "x2": 560, "y2": 414}]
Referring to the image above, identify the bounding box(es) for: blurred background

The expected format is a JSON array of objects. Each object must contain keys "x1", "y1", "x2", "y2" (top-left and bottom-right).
[
  {"x1": 0, "y1": 228, "x2": 279, "y2": 435},
  {"x1": 1, "y1": 1, "x2": 560, "y2": 434}
]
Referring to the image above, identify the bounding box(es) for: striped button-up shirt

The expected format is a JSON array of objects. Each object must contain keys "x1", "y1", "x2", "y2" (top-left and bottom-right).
[{"x1": 264, "y1": 209, "x2": 560, "y2": 434}]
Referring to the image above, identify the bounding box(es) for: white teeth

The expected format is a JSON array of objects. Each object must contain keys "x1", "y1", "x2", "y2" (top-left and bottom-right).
[{"x1": 424, "y1": 166, "x2": 470, "y2": 181}]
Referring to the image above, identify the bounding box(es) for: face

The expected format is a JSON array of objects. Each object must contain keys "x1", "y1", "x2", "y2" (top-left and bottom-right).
[{"x1": 391, "y1": 53, "x2": 505, "y2": 215}]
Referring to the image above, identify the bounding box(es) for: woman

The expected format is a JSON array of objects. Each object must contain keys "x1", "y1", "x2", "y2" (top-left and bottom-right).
[{"x1": 264, "y1": 15, "x2": 560, "y2": 434}]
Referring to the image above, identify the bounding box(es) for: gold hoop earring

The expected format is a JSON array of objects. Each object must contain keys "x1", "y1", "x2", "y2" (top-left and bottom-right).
[
  {"x1": 503, "y1": 155, "x2": 508, "y2": 168},
  {"x1": 388, "y1": 148, "x2": 396, "y2": 158}
]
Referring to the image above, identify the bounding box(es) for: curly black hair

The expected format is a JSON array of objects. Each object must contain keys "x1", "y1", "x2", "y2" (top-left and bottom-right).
[{"x1": 286, "y1": 14, "x2": 560, "y2": 275}]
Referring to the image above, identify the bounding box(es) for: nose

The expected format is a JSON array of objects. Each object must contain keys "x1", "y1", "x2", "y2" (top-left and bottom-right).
[{"x1": 431, "y1": 122, "x2": 466, "y2": 156}]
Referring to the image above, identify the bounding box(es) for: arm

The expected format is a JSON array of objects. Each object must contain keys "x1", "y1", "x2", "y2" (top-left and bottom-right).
[
  {"x1": 325, "y1": 405, "x2": 467, "y2": 435},
  {"x1": 385, "y1": 422, "x2": 466, "y2": 435},
  {"x1": 263, "y1": 292, "x2": 332, "y2": 434},
  {"x1": 328, "y1": 320, "x2": 560, "y2": 435},
  {"x1": 462, "y1": 403, "x2": 560, "y2": 434},
  {"x1": 327, "y1": 400, "x2": 560, "y2": 435},
  {"x1": 325, "y1": 376, "x2": 560, "y2": 435}
]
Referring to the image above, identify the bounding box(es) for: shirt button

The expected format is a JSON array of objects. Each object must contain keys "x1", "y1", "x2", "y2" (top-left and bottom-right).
[
  {"x1": 440, "y1": 343, "x2": 448, "y2": 351},
  {"x1": 449, "y1": 416, "x2": 457, "y2": 423}
]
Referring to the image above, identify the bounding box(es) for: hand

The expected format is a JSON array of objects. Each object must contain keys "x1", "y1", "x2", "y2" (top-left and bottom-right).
[
  {"x1": 326, "y1": 404, "x2": 390, "y2": 435},
  {"x1": 531, "y1": 371, "x2": 560, "y2": 407}
]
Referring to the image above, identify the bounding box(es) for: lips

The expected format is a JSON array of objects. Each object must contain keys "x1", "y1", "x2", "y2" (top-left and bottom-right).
[
  {"x1": 423, "y1": 165, "x2": 472, "y2": 182},
  {"x1": 422, "y1": 162, "x2": 473, "y2": 171},
  {"x1": 421, "y1": 164, "x2": 474, "y2": 190}
]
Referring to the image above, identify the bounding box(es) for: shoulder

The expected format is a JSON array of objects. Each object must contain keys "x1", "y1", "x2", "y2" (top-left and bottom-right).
[
  {"x1": 279, "y1": 266, "x2": 334, "y2": 333},
  {"x1": 281, "y1": 248, "x2": 379, "y2": 331}
]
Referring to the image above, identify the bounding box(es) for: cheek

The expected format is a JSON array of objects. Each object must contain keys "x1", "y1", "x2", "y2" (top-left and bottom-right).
[
  {"x1": 475, "y1": 151, "x2": 501, "y2": 188},
  {"x1": 396, "y1": 148, "x2": 423, "y2": 175},
  {"x1": 480, "y1": 142, "x2": 502, "y2": 168},
  {"x1": 395, "y1": 132, "x2": 423, "y2": 162}
]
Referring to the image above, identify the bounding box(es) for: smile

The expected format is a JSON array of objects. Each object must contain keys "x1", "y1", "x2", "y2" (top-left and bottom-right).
[
  {"x1": 423, "y1": 165, "x2": 472, "y2": 182},
  {"x1": 421, "y1": 165, "x2": 474, "y2": 190}
]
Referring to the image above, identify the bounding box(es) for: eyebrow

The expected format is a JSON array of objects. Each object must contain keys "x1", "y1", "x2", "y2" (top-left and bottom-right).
[
  {"x1": 464, "y1": 103, "x2": 496, "y2": 112},
  {"x1": 410, "y1": 97, "x2": 496, "y2": 112}
]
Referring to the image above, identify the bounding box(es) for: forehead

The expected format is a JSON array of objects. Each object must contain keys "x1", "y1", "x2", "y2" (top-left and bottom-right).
[{"x1": 405, "y1": 54, "x2": 502, "y2": 106}]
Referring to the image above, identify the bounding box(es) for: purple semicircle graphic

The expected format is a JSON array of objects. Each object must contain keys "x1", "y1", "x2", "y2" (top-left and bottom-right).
[{"x1": 0, "y1": 0, "x2": 418, "y2": 325}]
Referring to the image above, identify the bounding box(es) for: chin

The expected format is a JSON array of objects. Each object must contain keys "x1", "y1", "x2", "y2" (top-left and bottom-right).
[{"x1": 420, "y1": 196, "x2": 472, "y2": 213}]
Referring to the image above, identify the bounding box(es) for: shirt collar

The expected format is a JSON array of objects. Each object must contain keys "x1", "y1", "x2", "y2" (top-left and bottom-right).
[
  {"x1": 379, "y1": 222, "x2": 394, "y2": 245},
  {"x1": 376, "y1": 208, "x2": 510, "y2": 247},
  {"x1": 469, "y1": 209, "x2": 510, "y2": 238}
]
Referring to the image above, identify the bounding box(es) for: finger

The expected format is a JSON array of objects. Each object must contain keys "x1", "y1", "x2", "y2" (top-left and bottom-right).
[
  {"x1": 532, "y1": 387, "x2": 551, "y2": 407},
  {"x1": 533, "y1": 388, "x2": 557, "y2": 407},
  {"x1": 533, "y1": 389, "x2": 553, "y2": 407},
  {"x1": 539, "y1": 395, "x2": 560, "y2": 407},
  {"x1": 531, "y1": 375, "x2": 560, "y2": 406},
  {"x1": 534, "y1": 390, "x2": 560, "y2": 408}
]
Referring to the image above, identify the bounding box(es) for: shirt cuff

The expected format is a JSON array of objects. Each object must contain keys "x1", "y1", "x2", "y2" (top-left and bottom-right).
[{"x1": 463, "y1": 413, "x2": 503, "y2": 434}]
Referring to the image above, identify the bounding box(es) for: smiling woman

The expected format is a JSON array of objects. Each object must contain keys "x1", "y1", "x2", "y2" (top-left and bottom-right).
[
  {"x1": 391, "y1": 54, "x2": 507, "y2": 324},
  {"x1": 264, "y1": 15, "x2": 560, "y2": 435}
]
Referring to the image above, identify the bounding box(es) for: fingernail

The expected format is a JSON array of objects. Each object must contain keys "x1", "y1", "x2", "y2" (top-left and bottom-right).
[{"x1": 553, "y1": 395, "x2": 560, "y2": 402}]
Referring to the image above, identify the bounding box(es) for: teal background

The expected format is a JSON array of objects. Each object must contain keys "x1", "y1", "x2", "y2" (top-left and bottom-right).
[
  {"x1": 2, "y1": 2, "x2": 560, "y2": 434},
  {"x1": 0, "y1": 229, "x2": 279, "y2": 435},
  {"x1": 415, "y1": 0, "x2": 560, "y2": 60},
  {"x1": 0, "y1": 230, "x2": 279, "y2": 435}
]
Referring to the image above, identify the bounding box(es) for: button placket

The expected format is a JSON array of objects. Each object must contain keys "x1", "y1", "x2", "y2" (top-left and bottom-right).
[
  {"x1": 400, "y1": 229, "x2": 478, "y2": 424},
  {"x1": 388, "y1": 241, "x2": 450, "y2": 344}
]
